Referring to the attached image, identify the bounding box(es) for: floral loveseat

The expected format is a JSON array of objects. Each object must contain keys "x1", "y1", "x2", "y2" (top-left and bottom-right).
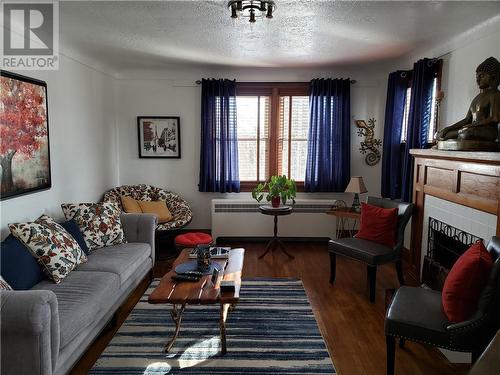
[{"x1": 102, "y1": 184, "x2": 193, "y2": 232}]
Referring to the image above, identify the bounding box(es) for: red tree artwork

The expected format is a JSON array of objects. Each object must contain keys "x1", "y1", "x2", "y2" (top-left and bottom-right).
[{"x1": 0, "y1": 74, "x2": 48, "y2": 195}]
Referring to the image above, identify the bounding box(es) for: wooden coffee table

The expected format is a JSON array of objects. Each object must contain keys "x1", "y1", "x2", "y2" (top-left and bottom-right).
[{"x1": 148, "y1": 248, "x2": 245, "y2": 354}]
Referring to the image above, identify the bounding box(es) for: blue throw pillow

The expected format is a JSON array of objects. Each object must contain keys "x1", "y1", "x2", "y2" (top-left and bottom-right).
[
  {"x1": 61, "y1": 219, "x2": 90, "y2": 255},
  {"x1": 0, "y1": 234, "x2": 45, "y2": 290}
]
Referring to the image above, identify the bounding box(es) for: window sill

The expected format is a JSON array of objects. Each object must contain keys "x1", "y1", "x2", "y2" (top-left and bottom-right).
[{"x1": 239, "y1": 181, "x2": 306, "y2": 192}]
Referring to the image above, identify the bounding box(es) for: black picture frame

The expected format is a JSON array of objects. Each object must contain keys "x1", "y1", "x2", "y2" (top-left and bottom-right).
[
  {"x1": 137, "y1": 116, "x2": 181, "y2": 158},
  {"x1": 0, "y1": 70, "x2": 51, "y2": 201}
]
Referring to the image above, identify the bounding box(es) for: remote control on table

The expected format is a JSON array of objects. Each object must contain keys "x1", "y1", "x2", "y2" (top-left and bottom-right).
[{"x1": 171, "y1": 274, "x2": 201, "y2": 282}]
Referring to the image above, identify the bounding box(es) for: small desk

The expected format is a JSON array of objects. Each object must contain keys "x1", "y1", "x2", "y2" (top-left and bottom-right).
[
  {"x1": 258, "y1": 205, "x2": 294, "y2": 259},
  {"x1": 326, "y1": 207, "x2": 360, "y2": 239}
]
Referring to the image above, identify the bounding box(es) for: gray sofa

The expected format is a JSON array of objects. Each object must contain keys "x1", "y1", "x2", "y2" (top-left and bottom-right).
[{"x1": 0, "y1": 213, "x2": 157, "y2": 375}]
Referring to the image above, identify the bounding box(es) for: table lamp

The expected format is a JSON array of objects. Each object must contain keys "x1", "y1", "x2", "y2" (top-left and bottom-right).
[{"x1": 345, "y1": 176, "x2": 367, "y2": 213}]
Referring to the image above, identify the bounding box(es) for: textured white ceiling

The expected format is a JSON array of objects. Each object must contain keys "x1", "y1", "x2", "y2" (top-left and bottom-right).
[{"x1": 59, "y1": 1, "x2": 500, "y2": 71}]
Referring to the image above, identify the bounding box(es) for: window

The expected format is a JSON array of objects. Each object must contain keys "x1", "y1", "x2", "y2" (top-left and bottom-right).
[
  {"x1": 236, "y1": 83, "x2": 310, "y2": 189},
  {"x1": 236, "y1": 96, "x2": 270, "y2": 181},
  {"x1": 400, "y1": 76, "x2": 440, "y2": 143},
  {"x1": 278, "y1": 96, "x2": 309, "y2": 181},
  {"x1": 428, "y1": 77, "x2": 438, "y2": 142},
  {"x1": 400, "y1": 86, "x2": 412, "y2": 143}
]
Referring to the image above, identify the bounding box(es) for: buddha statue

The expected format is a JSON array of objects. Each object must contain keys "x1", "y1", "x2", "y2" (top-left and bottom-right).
[{"x1": 436, "y1": 56, "x2": 500, "y2": 150}]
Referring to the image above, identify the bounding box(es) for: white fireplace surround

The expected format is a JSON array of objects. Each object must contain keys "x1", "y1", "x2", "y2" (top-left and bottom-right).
[{"x1": 421, "y1": 195, "x2": 497, "y2": 273}]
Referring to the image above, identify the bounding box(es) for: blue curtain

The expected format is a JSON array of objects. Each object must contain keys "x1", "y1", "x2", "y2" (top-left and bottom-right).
[
  {"x1": 401, "y1": 58, "x2": 440, "y2": 202},
  {"x1": 381, "y1": 71, "x2": 411, "y2": 199},
  {"x1": 305, "y1": 78, "x2": 351, "y2": 192},
  {"x1": 199, "y1": 79, "x2": 240, "y2": 193}
]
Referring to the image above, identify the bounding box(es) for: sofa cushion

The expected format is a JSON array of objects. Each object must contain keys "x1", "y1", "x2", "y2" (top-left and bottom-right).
[
  {"x1": 121, "y1": 195, "x2": 142, "y2": 213},
  {"x1": 355, "y1": 202, "x2": 398, "y2": 247},
  {"x1": 137, "y1": 200, "x2": 173, "y2": 223},
  {"x1": 32, "y1": 271, "x2": 120, "y2": 348},
  {"x1": 76, "y1": 243, "x2": 151, "y2": 285},
  {"x1": 0, "y1": 234, "x2": 45, "y2": 290},
  {"x1": 385, "y1": 286, "x2": 449, "y2": 346},
  {"x1": 61, "y1": 202, "x2": 126, "y2": 251},
  {"x1": 329, "y1": 237, "x2": 397, "y2": 266},
  {"x1": 60, "y1": 219, "x2": 90, "y2": 255},
  {"x1": 442, "y1": 241, "x2": 493, "y2": 323},
  {"x1": 9, "y1": 215, "x2": 87, "y2": 284}
]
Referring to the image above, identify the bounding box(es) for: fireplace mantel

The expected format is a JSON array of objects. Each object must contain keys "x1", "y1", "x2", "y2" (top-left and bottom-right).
[{"x1": 408, "y1": 149, "x2": 500, "y2": 282}]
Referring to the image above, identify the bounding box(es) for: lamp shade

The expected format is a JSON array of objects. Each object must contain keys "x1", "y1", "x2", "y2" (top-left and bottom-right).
[{"x1": 345, "y1": 176, "x2": 368, "y2": 194}]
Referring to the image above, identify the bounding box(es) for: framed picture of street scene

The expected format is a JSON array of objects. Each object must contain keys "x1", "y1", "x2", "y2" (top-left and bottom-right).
[
  {"x1": 137, "y1": 116, "x2": 181, "y2": 159},
  {"x1": 0, "y1": 70, "x2": 51, "y2": 201}
]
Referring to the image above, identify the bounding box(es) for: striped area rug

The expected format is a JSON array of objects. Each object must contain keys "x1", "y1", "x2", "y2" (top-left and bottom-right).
[{"x1": 90, "y1": 279, "x2": 336, "y2": 374}]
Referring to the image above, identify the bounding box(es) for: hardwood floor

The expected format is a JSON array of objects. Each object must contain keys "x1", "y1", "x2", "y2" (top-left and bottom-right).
[{"x1": 71, "y1": 241, "x2": 469, "y2": 375}]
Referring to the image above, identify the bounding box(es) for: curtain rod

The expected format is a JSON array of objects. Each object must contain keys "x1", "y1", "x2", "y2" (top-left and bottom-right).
[{"x1": 195, "y1": 79, "x2": 357, "y2": 85}]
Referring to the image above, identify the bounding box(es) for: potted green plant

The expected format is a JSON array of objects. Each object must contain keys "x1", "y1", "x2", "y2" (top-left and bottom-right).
[{"x1": 251, "y1": 175, "x2": 297, "y2": 208}]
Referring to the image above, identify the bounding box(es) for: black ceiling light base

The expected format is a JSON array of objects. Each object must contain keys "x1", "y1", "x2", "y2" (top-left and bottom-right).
[{"x1": 228, "y1": 1, "x2": 276, "y2": 23}]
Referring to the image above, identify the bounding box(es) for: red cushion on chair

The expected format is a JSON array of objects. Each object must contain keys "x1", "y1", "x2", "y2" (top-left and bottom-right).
[
  {"x1": 175, "y1": 232, "x2": 213, "y2": 247},
  {"x1": 354, "y1": 202, "x2": 398, "y2": 247},
  {"x1": 442, "y1": 241, "x2": 493, "y2": 323}
]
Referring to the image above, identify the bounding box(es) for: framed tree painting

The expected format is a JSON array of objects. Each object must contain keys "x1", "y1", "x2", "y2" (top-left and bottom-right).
[
  {"x1": 137, "y1": 116, "x2": 181, "y2": 158},
  {"x1": 0, "y1": 70, "x2": 51, "y2": 200}
]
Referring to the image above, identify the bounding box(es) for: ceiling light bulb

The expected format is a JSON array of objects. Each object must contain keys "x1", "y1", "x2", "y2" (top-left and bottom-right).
[
  {"x1": 266, "y1": 4, "x2": 273, "y2": 18},
  {"x1": 249, "y1": 9, "x2": 256, "y2": 23}
]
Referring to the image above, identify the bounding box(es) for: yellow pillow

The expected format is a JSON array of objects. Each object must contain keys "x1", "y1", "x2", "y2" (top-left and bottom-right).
[
  {"x1": 121, "y1": 196, "x2": 142, "y2": 213},
  {"x1": 137, "y1": 200, "x2": 173, "y2": 223}
]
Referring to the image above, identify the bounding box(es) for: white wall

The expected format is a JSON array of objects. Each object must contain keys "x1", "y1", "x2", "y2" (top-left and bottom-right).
[
  {"x1": 114, "y1": 65, "x2": 390, "y2": 229},
  {"x1": 439, "y1": 33, "x2": 500, "y2": 130},
  {"x1": 0, "y1": 55, "x2": 118, "y2": 237},
  {"x1": 396, "y1": 15, "x2": 500, "y2": 133}
]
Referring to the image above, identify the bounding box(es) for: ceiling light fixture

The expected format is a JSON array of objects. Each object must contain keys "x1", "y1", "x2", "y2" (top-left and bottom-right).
[{"x1": 228, "y1": 1, "x2": 276, "y2": 23}]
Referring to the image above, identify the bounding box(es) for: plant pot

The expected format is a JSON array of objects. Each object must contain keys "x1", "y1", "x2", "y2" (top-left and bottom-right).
[{"x1": 271, "y1": 197, "x2": 281, "y2": 208}]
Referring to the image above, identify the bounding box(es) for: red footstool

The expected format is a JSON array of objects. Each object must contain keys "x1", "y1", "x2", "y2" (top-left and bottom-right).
[{"x1": 174, "y1": 232, "x2": 213, "y2": 251}]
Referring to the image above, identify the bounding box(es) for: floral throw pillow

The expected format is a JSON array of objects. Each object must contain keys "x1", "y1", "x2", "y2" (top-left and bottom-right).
[
  {"x1": 61, "y1": 202, "x2": 126, "y2": 251},
  {"x1": 9, "y1": 215, "x2": 87, "y2": 284},
  {"x1": 0, "y1": 276, "x2": 13, "y2": 290}
]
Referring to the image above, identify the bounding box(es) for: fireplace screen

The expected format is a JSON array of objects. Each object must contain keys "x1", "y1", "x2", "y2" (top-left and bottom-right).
[{"x1": 423, "y1": 217, "x2": 482, "y2": 290}]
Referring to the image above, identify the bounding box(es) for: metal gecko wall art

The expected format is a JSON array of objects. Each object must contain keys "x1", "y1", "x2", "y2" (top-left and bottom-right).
[{"x1": 355, "y1": 118, "x2": 382, "y2": 166}]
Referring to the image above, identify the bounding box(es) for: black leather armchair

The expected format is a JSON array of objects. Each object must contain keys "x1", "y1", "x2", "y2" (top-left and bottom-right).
[
  {"x1": 385, "y1": 237, "x2": 500, "y2": 375},
  {"x1": 328, "y1": 197, "x2": 414, "y2": 302}
]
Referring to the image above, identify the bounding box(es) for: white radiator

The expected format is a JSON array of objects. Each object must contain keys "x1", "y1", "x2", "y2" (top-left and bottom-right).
[{"x1": 211, "y1": 199, "x2": 337, "y2": 241}]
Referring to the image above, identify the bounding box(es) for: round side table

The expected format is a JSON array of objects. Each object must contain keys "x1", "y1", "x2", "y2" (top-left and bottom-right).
[{"x1": 258, "y1": 205, "x2": 294, "y2": 259}]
